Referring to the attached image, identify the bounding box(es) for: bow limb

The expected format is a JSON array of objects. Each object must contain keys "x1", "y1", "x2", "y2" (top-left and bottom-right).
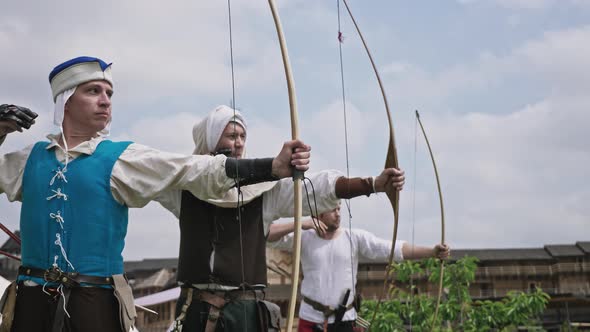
[
  {"x1": 340, "y1": 1, "x2": 400, "y2": 329},
  {"x1": 415, "y1": 110, "x2": 446, "y2": 331},
  {"x1": 0, "y1": 222, "x2": 20, "y2": 246},
  {"x1": 267, "y1": 1, "x2": 303, "y2": 331},
  {"x1": 0, "y1": 222, "x2": 21, "y2": 261},
  {"x1": 0, "y1": 249, "x2": 20, "y2": 261}
]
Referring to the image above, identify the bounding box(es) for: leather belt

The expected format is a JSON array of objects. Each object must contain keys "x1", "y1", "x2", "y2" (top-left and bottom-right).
[
  {"x1": 302, "y1": 295, "x2": 354, "y2": 332},
  {"x1": 303, "y1": 295, "x2": 353, "y2": 317},
  {"x1": 19, "y1": 266, "x2": 116, "y2": 332},
  {"x1": 180, "y1": 287, "x2": 261, "y2": 301},
  {"x1": 18, "y1": 266, "x2": 114, "y2": 287}
]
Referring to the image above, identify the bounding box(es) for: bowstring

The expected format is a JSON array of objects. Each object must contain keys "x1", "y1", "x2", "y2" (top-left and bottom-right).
[
  {"x1": 302, "y1": 177, "x2": 321, "y2": 234},
  {"x1": 337, "y1": 0, "x2": 357, "y2": 307},
  {"x1": 226, "y1": 0, "x2": 249, "y2": 329},
  {"x1": 301, "y1": 175, "x2": 322, "y2": 235},
  {"x1": 409, "y1": 108, "x2": 419, "y2": 331}
]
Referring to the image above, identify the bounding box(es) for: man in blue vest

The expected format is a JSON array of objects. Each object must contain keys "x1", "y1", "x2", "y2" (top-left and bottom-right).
[{"x1": 0, "y1": 56, "x2": 311, "y2": 332}]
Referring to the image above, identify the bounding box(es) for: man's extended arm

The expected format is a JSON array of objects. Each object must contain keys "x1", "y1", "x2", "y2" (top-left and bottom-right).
[
  {"x1": 109, "y1": 140, "x2": 311, "y2": 208},
  {"x1": 402, "y1": 243, "x2": 450, "y2": 260},
  {"x1": 356, "y1": 229, "x2": 450, "y2": 262},
  {"x1": 262, "y1": 168, "x2": 405, "y2": 223},
  {"x1": 266, "y1": 219, "x2": 326, "y2": 242},
  {"x1": 0, "y1": 145, "x2": 32, "y2": 202}
]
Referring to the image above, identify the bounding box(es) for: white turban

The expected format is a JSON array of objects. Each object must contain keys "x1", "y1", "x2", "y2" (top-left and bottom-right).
[
  {"x1": 50, "y1": 56, "x2": 113, "y2": 102},
  {"x1": 193, "y1": 105, "x2": 247, "y2": 155},
  {"x1": 50, "y1": 56, "x2": 113, "y2": 137},
  {"x1": 192, "y1": 105, "x2": 277, "y2": 209}
]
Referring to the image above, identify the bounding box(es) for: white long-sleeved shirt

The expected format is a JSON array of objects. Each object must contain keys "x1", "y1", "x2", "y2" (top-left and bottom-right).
[
  {"x1": 1, "y1": 134, "x2": 344, "y2": 234},
  {"x1": 0, "y1": 134, "x2": 235, "y2": 206},
  {"x1": 158, "y1": 169, "x2": 344, "y2": 236},
  {"x1": 274, "y1": 228, "x2": 405, "y2": 324},
  {"x1": 172, "y1": 171, "x2": 344, "y2": 291}
]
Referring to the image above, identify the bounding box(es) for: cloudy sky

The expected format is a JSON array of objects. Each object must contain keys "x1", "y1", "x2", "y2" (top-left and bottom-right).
[{"x1": 1, "y1": 0, "x2": 588, "y2": 260}]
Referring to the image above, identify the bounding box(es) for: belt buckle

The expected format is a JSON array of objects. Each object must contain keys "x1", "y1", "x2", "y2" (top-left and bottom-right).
[
  {"x1": 43, "y1": 266, "x2": 63, "y2": 283},
  {"x1": 43, "y1": 267, "x2": 77, "y2": 287}
]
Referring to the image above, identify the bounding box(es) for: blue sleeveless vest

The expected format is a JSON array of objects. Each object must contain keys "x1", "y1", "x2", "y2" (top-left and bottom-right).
[{"x1": 20, "y1": 140, "x2": 132, "y2": 282}]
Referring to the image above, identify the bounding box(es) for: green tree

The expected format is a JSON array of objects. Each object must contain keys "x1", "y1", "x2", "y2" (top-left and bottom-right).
[{"x1": 359, "y1": 256, "x2": 550, "y2": 332}]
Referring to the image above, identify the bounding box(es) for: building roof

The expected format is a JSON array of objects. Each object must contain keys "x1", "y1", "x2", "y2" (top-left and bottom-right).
[
  {"x1": 0, "y1": 231, "x2": 21, "y2": 251},
  {"x1": 544, "y1": 244, "x2": 585, "y2": 257},
  {"x1": 124, "y1": 258, "x2": 178, "y2": 274},
  {"x1": 124, "y1": 241, "x2": 589, "y2": 277},
  {"x1": 576, "y1": 241, "x2": 590, "y2": 254},
  {"x1": 134, "y1": 268, "x2": 176, "y2": 290},
  {"x1": 451, "y1": 248, "x2": 553, "y2": 261},
  {"x1": 359, "y1": 247, "x2": 554, "y2": 264}
]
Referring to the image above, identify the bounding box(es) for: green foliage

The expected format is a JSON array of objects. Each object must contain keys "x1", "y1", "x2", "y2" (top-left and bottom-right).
[{"x1": 360, "y1": 257, "x2": 550, "y2": 332}]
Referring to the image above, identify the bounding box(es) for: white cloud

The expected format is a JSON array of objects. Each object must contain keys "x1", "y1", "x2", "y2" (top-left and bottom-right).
[
  {"x1": 515, "y1": 26, "x2": 590, "y2": 92},
  {"x1": 400, "y1": 93, "x2": 590, "y2": 249},
  {"x1": 383, "y1": 62, "x2": 411, "y2": 75},
  {"x1": 1, "y1": 1, "x2": 589, "y2": 261},
  {"x1": 379, "y1": 25, "x2": 590, "y2": 112},
  {"x1": 113, "y1": 113, "x2": 201, "y2": 154},
  {"x1": 457, "y1": 0, "x2": 590, "y2": 9},
  {"x1": 125, "y1": 203, "x2": 180, "y2": 260},
  {"x1": 351, "y1": 24, "x2": 590, "y2": 248},
  {"x1": 0, "y1": 1, "x2": 289, "y2": 111},
  {"x1": 304, "y1": 100, "x2": 379, "y2": 167},
  {"x1": 495, "y1": 0, "x2": 555, "y2": 9}
]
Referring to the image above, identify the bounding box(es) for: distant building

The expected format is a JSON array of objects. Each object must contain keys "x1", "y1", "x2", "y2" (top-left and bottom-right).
[
  {"x1": 357, "y1": 241, "x2": 590, "y2": 330},
  {"x1": 0, "y1": 234, "x2": 587, "y2": 331},
  {"x1": 124, "y1": 258, "x2": 178, "y2": 332},
  {"x1": 127, "y1": 242, "x2": 590, "y2": 332},
  {"x1": 0, "y1": 231, "x2": 21, "y2": 280}
]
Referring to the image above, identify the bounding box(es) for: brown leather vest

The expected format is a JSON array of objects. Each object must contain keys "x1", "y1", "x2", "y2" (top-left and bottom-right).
[{"x1": 177, "y1": 191, "x2": 268, "y2": 287}]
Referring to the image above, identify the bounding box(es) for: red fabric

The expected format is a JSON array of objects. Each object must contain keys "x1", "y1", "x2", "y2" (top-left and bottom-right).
[
  {"x1": 298, "y1": 318, "x2": 365, "y2": 332},
  {"x1": 298, "y1": 318, "x2": 320, "y2": 332}
]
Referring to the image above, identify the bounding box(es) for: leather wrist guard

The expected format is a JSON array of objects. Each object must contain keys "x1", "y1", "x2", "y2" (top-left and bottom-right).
[
  {"x1": 335, "y1": 176, "x2": 374, "y2": 199},
  {"x1": 225, "y1": 157, "x2": 279, "y2": 185}
]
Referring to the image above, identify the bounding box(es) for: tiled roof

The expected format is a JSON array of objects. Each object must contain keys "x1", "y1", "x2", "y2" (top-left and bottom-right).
[
  {"x1": 122, "y1": 241, "x2": 589, "y2": 272},
  {"x1": 451, "y1": 248, "x2": 552, "y2": 261},
  {"x1": 0, "y1": 231, "x2": 21, "y2": 251},
  {"x1": 134, "y1": 268, "x2": 176, "y2": 290},
  {"x1": 124, "y1": 258, "x2": 178, "y2": 273},
  {"x1": 575, "y1": 241, "x2": 590, "y2": 254},
  {"x1": 544, "y1": 244, "x2": 585, "y2": 257},
  {"x1": 359, "y1": 242, "x2": 590, "y2": 264}
]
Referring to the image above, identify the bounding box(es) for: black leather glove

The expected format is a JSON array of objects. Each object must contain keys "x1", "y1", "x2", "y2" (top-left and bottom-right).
[{"x1": 0, "y1": 104, "x2": 38, "y2": 130}]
